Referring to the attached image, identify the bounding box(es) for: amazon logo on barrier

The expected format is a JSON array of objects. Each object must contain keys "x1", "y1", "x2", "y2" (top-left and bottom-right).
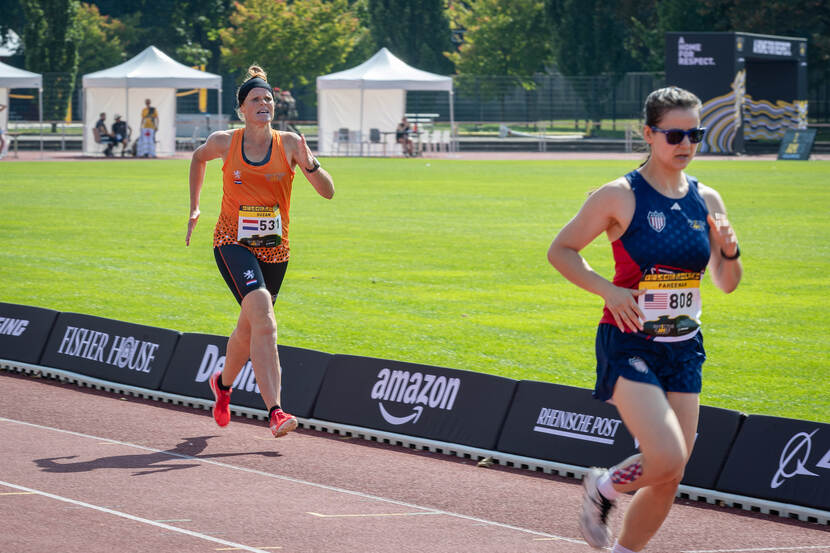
[{"x1": 370, "y1": 368, "x2": 460, "y2": 426}]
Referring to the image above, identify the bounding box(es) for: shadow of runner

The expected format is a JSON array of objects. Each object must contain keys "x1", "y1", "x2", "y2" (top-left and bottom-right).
[{"x1": 34, "y1": 435, "x2": 281, "y2": 476}]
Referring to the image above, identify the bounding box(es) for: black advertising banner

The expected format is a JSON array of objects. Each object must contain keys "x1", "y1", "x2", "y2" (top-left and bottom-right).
[
  {"x1": 161, "y1": 333, "x2": 331, "y2": 417},
  {"x1": 665, "y1": 32, "x2": 737, "y2": 101},
  {"x1": 0, "y1": 302, "x2": 59, "y2": 364},
  {"x1": 778, "y1": 129, "x2": 817, "y2": 160},
  {"x1": 497, "y1": 380, "x2": 743, "y2": 488},
  {"x1": 717, "y1": 415, "x2": 830, "y2": 510},
  {"x1": 496, "y1": 381, "x2": 636, "y2": 468},
  {"x1": 40, "y1": 313, "x2": 180, "y2": 389},
  {"x1": 683, "y1": 405, "x2": 744, "y2": 489},
  {"x1": 313, "y1": 354, "x2": 517, "y2": 450}
]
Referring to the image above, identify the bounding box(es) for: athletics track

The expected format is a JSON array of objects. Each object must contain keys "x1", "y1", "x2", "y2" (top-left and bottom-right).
[{"x1": 1, "y1": 370, "x2": 828, "y2": 553}]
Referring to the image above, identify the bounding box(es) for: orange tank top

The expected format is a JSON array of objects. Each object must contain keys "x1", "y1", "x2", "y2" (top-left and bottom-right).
[{"x1": 213, "y1": 128, "x2": 295, "y2": 263}]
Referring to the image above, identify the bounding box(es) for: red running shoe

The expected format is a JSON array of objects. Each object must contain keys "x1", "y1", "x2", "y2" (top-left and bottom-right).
[
  {"x1": 269, "y1": 408, "x2": 298, "y2": 438},
  {"x1": 209, "y1": 372, "x2": 231, "y2": 427}
]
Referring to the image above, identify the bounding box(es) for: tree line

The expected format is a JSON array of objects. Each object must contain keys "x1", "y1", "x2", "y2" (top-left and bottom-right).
[{"x1": 0, "y1": 0, "x2": 827, "y2": 120}]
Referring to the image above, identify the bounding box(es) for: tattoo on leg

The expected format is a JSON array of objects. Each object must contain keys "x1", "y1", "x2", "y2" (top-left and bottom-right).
[{"x1": 610, "y1": 461, "x2": 643, "y2": 485}]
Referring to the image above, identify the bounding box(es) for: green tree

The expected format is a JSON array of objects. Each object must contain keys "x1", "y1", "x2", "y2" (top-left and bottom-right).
[
  {"x1": 340, "y1": 0, "x2": 375, "y2": 70},
  {"x1": 447, "y1": 0, "x2": 552, "y2": 119},
  {"x1": 366, "y1": 0, "x2": 454, "y2": 74},
  {"x1": 0, "y1": 0, "x2": 26, "y2": 48},
  {"x1": 448, "y1": 0, "x2": 551, "y2": 83},
  {"x1": 219, "y1": 0, "x2": 361, "y2": 90},
  {"x1": 75, "y1": 2, "x2": 126, "y2": 75},
  {"x1": 547, "y1": 0, "x2": 637, "y2": 125},
  {"x1": 21, "y1": 0, "x2": 81, "y2": 124}
]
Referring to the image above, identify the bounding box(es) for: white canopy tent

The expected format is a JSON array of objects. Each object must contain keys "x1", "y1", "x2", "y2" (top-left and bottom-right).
[
  {"x1": 82, "y1": 46, "x2": 222, "y2": 156},
  {"x1": 316, "y1": 48, "x2": 454, "y2": 155},
  {"x1": 0, "y1": 60, "x2": 42, "y2": 153}
]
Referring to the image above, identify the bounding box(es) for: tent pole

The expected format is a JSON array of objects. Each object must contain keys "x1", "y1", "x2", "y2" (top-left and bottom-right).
[
  {"x1": 39, "y1": 87, "x2": 43, "y2": 158},
  {"x1": 218, "y1": 86, "x2": 223, "y2": 131},
  {"x1": 82, "y1": 86, "x2": 86, "y2": 155},
  {"x1": 359, "y1": 83, "x2": 364, "y2": 157},
  {"x1": 448, "y1": 89, "x2": 455, "y2": 153}
]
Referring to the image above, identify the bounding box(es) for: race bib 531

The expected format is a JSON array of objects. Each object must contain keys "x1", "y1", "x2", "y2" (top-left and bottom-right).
[{"x1": 237, "y1": 205, "x2": 281, "y2": 248}]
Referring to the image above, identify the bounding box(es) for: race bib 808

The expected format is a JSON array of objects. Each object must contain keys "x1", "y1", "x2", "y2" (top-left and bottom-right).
[{"x1": 638, "y1": 272, "x2": 702, "y2": 341}]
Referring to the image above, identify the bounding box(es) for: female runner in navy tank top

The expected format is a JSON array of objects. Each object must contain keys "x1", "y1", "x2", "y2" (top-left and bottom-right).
[{"x1": 548, "y1": 87, "x2": 742, "y2": 552}]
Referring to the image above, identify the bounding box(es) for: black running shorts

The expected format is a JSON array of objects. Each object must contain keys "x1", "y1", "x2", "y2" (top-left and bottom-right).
[{"x1": 214, "y1": 244, "x2": 288, "y2": 305}]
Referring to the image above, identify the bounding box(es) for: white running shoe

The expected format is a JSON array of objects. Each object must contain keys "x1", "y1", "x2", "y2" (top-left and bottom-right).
[{"x1": 578, "y1": 467, "x2": 616, "y2": 548}]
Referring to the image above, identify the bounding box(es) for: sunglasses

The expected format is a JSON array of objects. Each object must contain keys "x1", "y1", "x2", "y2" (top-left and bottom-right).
[{"x1": 650, "y1": 126, "x2": 706, "y2": 145}]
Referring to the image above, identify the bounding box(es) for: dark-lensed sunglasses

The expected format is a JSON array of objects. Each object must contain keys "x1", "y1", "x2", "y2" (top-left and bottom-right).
[{"x1": 650, "y1": 126, "x2": 706, "y2": 145}]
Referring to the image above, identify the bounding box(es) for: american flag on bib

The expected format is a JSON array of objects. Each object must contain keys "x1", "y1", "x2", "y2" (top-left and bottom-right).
[{"x1": 643, "y1": 292, "x2": 668, "y2": 309}]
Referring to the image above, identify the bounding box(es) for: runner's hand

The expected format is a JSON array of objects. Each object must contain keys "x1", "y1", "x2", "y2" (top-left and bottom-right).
[
  {"x1": 707, "y1": 213, "x2": 738, "y2": 257},
  {"x1": 185, "y1": 208, "x2": 200, "y2": 246},
  {"x1": 603, "y1": 285, "x2": 646, "y2": 333},
  {"x1": 299, "y1": 134, "x2": 315, "y2": 169}
]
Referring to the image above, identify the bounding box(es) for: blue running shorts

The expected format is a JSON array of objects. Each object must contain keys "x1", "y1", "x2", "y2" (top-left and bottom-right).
[{"x1": 593, "y1": 323, "x2": 705, "y2": 401}]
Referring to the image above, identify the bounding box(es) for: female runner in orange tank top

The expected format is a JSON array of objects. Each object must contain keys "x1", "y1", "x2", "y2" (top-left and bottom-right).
[{"x1": 186, "y1": 65, "x2": 334, "y2": 438}]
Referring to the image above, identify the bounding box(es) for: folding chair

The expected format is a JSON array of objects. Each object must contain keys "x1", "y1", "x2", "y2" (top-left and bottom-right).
[{"x1": 334, "y1": 127, "x2": 350, "y2": 155}]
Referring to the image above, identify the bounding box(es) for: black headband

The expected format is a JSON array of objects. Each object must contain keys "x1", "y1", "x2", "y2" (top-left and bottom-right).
[{"x1": 237, "y1": 77, "x2": 272, "y2": 107}]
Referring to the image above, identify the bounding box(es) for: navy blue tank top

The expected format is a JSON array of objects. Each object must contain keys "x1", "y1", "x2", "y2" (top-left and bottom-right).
[{"x1": 600, "y1": 170, "x2": 711, "y2": 341}]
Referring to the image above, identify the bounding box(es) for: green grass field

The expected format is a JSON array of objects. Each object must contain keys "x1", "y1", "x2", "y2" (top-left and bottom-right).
[{"x1": 1, "y1": 158, "x2": 828, "y2": 423}]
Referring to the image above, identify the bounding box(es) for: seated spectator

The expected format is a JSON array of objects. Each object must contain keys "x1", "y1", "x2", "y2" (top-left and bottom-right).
[
  {"x1": 395, "y1": 116, "x2": 414, "y2": 157},
  {"x1": 94, "y1": 112, "x2": 116, "y2": 157},
  {"x1": 273, "y1": 87, "x2": 287, "y2": 130},
  {"x1": 111, "y1": 114, "x2": 131, "y2": 156},
  {"x1": 280, "y1": 89, "x2": 300, "y2": 134}
]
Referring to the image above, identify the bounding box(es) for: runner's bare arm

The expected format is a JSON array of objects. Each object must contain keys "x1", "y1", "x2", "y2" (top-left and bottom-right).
[
  {"x1": 547, "y1": 180, "x2": 645, "y2": 332},
  {"x1": 186, "y1": 131, "x2": 233, "y2": 246},
  {"x1": 700, "y1": 183, "x2": 742, "y2": 293},
  {"x1": 283, "y1": 132, "x2": 334, "y2": 199}
]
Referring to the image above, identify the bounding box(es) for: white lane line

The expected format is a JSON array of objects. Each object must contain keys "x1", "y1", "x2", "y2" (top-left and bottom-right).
[
  {"x1": 0, "y1": 416, "x2": 584, "y2": 545},
  {"x1": 682, "y1": 547, "x2": 830, "y2": 552},
  {"x1": 216, "y1": 545, "x2": 282, "y2": 551},
  {"x1": 307, "y1": 511, "x2": 442, "y2": 518},
  {"x1": 0, "y1": 480, "x2": 273, "y2": 553}
]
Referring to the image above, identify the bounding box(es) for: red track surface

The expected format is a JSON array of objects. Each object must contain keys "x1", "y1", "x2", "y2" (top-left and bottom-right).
[{"x1": 1, "y1": 371, "x2": 827, "y2": 553}]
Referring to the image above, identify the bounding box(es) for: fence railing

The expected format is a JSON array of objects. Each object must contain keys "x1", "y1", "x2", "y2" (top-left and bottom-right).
[{"x1": 6, "y1": 71, "x2": 830, "y2": 127}]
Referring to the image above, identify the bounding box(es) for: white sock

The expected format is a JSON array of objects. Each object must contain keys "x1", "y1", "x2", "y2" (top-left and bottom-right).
[
  {"x1": 597, "y1": 471, "x2": 621, "y2": 501},
  {"x1": 612, "y1": 541, "x2": 637, "y2": 553}
]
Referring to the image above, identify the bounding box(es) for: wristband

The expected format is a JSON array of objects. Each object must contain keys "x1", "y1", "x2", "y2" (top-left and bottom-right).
[
  {"x1": 720, "y1": 245, "x2": 740, "y2": 260},
  {"x1": 305, "y1": 157, "x2": 320, "y2": 173}
]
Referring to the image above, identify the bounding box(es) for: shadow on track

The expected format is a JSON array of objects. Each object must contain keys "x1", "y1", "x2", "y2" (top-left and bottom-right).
[{"x1": 33, "y1": 435, "x2": 281, "y2": 476}]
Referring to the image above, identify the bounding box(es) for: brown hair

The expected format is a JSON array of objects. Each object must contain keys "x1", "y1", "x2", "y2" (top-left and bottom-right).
[
  {"x1": 643, "y1": 86, "x2": 702, "y2": 127},
  {"x1": 639, "y1": 86, "x2": 702, "y2": 167},
  {"x1": 245, "y1": 65, "x2": 268, "y2": 82}
]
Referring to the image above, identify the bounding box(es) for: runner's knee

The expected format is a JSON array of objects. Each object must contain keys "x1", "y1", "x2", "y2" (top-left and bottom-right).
[
  {"x1": 646, "y1": 444, "x2": 687, "y2": 483},
  {"x1": 242, "y1": 289, "x2": 277, "y2": 335}
]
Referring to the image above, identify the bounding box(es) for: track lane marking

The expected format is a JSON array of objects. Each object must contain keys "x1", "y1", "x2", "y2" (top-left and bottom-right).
[
  {"x1": 0, "y1": 416, "x2": 585, "y2": 545},
  {"x1": 0, "y1": 480, "x2": 274, "y2": 553},
  {"x1": 682, "y1": 547, "x2": 830, "y2": 552},
  {"x1": 307, "y1": 511, "x2": 442, "y2": 518},
  {"x1": 216, "y1": 545, "x2": 282, "y2": 551}
]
